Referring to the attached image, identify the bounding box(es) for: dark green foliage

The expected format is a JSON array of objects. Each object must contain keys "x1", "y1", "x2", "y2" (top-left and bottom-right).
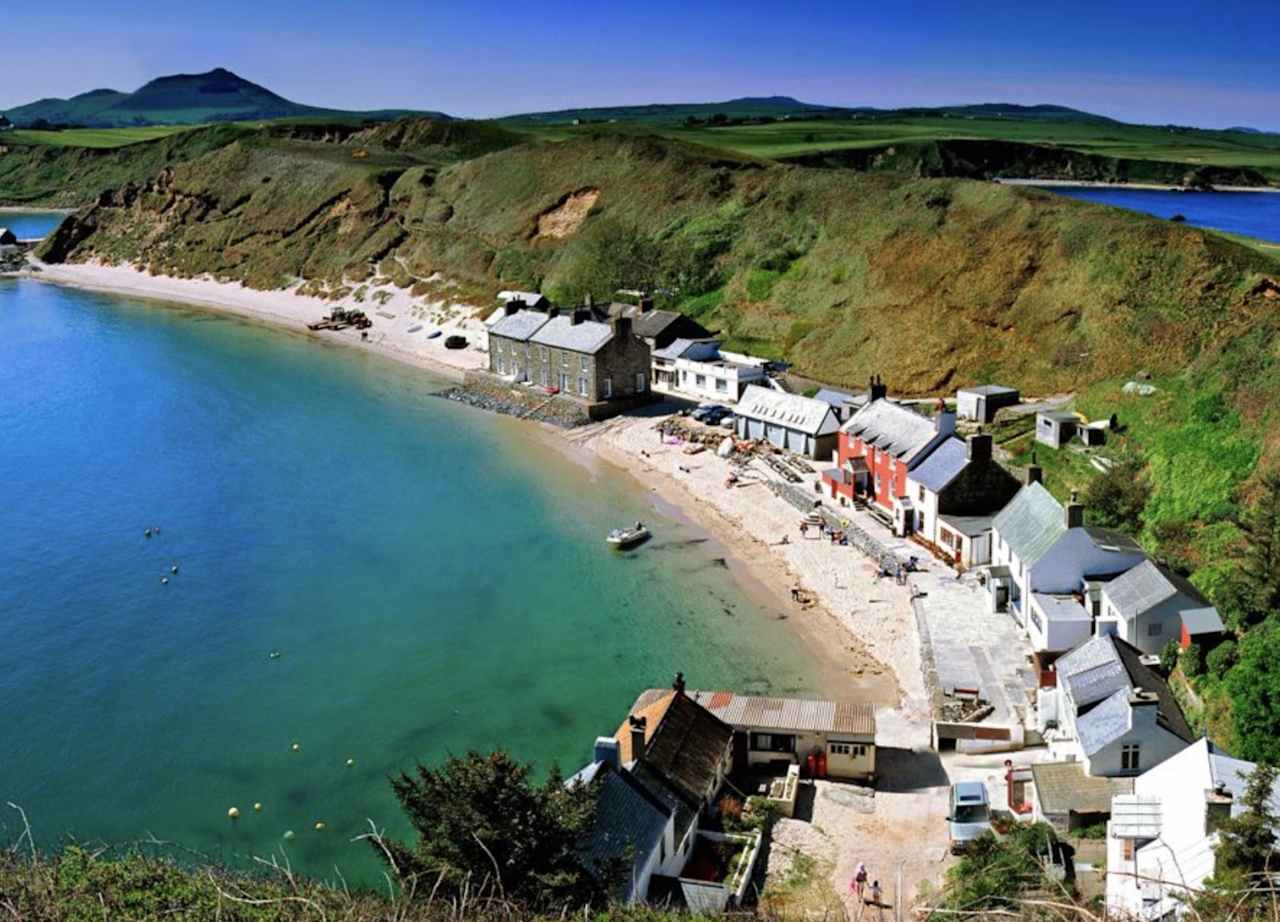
[
  {"x1": 547, "y1": 221, "x2": 660, "y2": 306},
  {"x1": 1197, "y1": 763, "x2": 1280, "y2": 919},
  {"x1": 1160, "y1": 639, "x2": 1181, "y2": 674},
  {"x1": 935, "y1": 823, "x2": 1060, "y2": 912},
  {"x1": 383, "y1": 751, "x2": 608, "y2": 911},
  {"x1": 1225, "y1": 626, "x2": 1280, "y2": 764},
  {"x1": 1207, "y1": 640, "x2": 1237, "y2": 678},
  {"x1": 1235, "y1": 471, "x2": 1280, "y2": 628},
  {"x1": 1183, "y1": 642, "x2": 1204, "y2": 678},
  {"x1": 1084, "y1": 458, "x2": 1151, "y2": 534}
]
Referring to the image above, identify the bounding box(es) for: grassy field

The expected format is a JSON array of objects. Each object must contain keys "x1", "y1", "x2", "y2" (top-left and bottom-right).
[
  {"x1": 508, "y1": 116, "x2": 1280, "y2": 181},
  {"x1": 4, "y1": 125, "x2": 197, "y2": 148}
]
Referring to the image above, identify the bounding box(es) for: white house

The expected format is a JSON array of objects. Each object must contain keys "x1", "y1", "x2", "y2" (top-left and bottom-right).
[
  {"x1": 734, "y1": 385, "x2": 840, "y2": 459},
  {"x1": 956, "y1": 384, "x2": 1020, "y2": 423},
  {"x1": 1097, "y1": 559, "x2": 1224, "y2": 655},
  {"x1": 650, "y1": 339, "x2": 765, "y2": 404},
  {"x1": 1041, "y1": 634, "x2": 1195, "y2": 778},
  {"x1": 1107, "y1": 738, "x2": 1280, "y2": 920},
  {"x1": 988, "y1": 483, "x2": 1147, "y2": 657},
  {"x1": 904, "y1": 433, "x2": 1021, "y2": 567}
]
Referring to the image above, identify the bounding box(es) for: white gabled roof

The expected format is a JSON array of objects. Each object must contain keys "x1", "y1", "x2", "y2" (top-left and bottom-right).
[{"x1": 736, "y1": 384, "x2": 839, "y2": 436}]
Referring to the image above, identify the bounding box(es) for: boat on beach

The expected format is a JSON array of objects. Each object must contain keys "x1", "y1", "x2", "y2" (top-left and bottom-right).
[{"x1": 606, "y1": 522, "x2": 650, "y2": 549}]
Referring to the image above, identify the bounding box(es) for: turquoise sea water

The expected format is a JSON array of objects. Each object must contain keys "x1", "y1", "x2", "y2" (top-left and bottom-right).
[
  {"x1": 0, "y1": 278, "x2": 830, "y2": 882},
  {"x1": 1043, "y1": 187, "x2": 1280, "y2": 244}
]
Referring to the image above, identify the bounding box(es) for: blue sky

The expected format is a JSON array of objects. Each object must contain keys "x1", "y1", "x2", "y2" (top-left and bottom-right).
[{"x1": 3, "y1": 0, "x2": 1277, "y2": 129}]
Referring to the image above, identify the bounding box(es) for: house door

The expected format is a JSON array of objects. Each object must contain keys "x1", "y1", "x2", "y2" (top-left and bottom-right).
[{"x1": 558, "y1": 372, "x2": 568, "y2": 391}]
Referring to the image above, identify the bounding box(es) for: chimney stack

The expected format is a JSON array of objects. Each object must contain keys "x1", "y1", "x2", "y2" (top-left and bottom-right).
[
  {"x1": 628, "y1": 716, "x2": 647, "y2": 762},
  {"x1": 571, "y1": 308, "x2": 587, "y2": 326},
  {"x1": 611, "y1": 314, "x2": 632, "y2": 339},
  {"x1": 967, "y1": 431, "x2": 993, "y2": 463},
  {"x1": 1066, "y1": 490, "x2": 1085, "y2": 529},
  {"x1": 504, "y1": 299, "x2": 522, "y2": 316},
  {"x1": 869, "y1": 374, "x2": 888, "y2": 403},
  {"x1": 639, "y1": 297, "x2": 654, "y2": 313},
  {"x1": 935, "y1": 402, "x2": 957, "y2": 436},
  {"x1": 1025, "y1": 451, "x2": 1043, "y2": 485},
  {"x1": 673, "y1": 671, "x2": 686, "y2": 695},
  {"x1": 594, "y1": 736, "x2": 621, "y2": 770}
]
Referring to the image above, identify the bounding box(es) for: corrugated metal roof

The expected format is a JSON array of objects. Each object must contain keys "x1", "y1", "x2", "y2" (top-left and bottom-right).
[
  {"x1": 1111, "y1": 794, "x2": 1163, "y2": 839},
  {"x1": 992, "y1": 482, "x2": 1066, "y2": 566},
  {"x1": 736, "y1": 385, "x2": 839, "y2": 436},
  {"x1": 489, "y1": 309, "x2": 550, "y2": 341},
  {"x1": 910, "y1": 437, "x2": 969, "y2": 493},
  {"x1": 1104, "y1": 559, "x2": 1209, "y2": 620},
  {"x1": 842, "y1": 399, "x2": 939, "y2": 459},
  {"x1": 682, "y1": 689, "x2": 875, "y2": 737},
  {"x1": 530, "y1": 314, "x2": 616, "y2": 354}
]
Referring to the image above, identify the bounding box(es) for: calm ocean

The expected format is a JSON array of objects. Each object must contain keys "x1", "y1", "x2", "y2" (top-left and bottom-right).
[
  {"x1": 0, "y1": 276, "x2": 827, "y2": 881},
  {"x1": 1043, "y1": 187, "x2": 1280, "y2": 244}
]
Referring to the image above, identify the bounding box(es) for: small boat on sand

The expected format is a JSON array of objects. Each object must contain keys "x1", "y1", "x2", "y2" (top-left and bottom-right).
[{"x1": 607, "y1": 522, "x2": 651, "y2": 549}]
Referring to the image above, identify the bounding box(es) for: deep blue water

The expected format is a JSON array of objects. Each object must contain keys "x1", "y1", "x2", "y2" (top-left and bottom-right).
[
  {"x1": 1045, "y1": 187, "x2": 1280, "y2": 244},
  {"x1": 0, "y1": 209, "x2": 67, "y2": 239},
  {"x1": 0, "y1": 279, "x2": 834, "y2": 882}
]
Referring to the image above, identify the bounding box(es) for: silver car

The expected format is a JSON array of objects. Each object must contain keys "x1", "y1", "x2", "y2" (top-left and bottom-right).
[{"x1": 947, "y1": 781, "x2": 992, "y2": 852}]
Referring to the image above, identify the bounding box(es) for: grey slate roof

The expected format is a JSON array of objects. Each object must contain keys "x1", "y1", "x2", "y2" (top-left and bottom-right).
[
  {"x1": 583, "y1": 763, "x2": 670, "y2": 883},
  {"x1": 910, "y1": 437, "x2": 969, "y2": 493},
  {"x1": 1082, "y1": 526, "x2": 1143, "y2": 556},
  {"x1": 489, "y1": 309, "x2": 550, "y2": 342},
  {"x1": 814, "y1": 388, "x2": 863, "y2": 409},
  {"x1": 958, "y1": 384, "x2": 1019, "y2": 397},
  {"x1": 842, "y1": 399, "x2": 939, "y2": 459},
  {"x1": 1032, "y1": 760, "x2": 1132, "y2": 814},
  {"x1": 1056, "y1": 635, "x2": 1194, "y2": 748},
  {"x1": 1077, "y1": 687, "x2": 1134, "y2": 755},
  {"x1": 1182, "y1": 607, "x2": 1225, "y2": 634},
  {"x1": 1104, "y1": 559, "x2": 1209, "y2": 621},
  {"x1": 530, "y1": 314, "x2": 615, "y2": 354},
  {"x1": 1033, "y1": 593, "x2": 1091, "y2": 626},
  {"x1": 992, "y1": 482, "x2": 1066, "y2": 566},
  {"x1": 652, "y1": 338, "x2": 719, "y2": 362},
  {"x1": 938, "y1": 515, "x2": 995, "y2": 538},
  {"x1": 737, "y1": 385, "x2": 839, "y2": 436}
]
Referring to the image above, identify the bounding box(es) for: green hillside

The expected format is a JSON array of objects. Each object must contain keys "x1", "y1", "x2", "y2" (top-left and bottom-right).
[{"x1": 1, "y1": 68, "x2": 447, "y2": 128}]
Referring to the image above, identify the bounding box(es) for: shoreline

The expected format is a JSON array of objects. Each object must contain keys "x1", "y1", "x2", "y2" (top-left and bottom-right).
[
  {"x1": 996, "y1": 177, "x2": 1279, "y2": 193},
  {"x1": 17, "y1": 260, "x2": 489, "y2": 384},
  {"x1": 0, "y1": 205, "x2": 79, "y2": 214},
  {"x1": 16, "y1": 258, "x2": 913, "y2": 712}
]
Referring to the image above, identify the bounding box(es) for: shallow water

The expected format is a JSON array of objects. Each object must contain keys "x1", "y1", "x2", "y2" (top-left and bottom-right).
[
  {"x1": 0, "y1": 279, "x2": 829, "y2": 882},
  {"x1": 1044, "y1": 187, "x2": 1280, "y2": 244},
  {"x1": 0, "y1": 209, "x2": 66, "y2": 240}
]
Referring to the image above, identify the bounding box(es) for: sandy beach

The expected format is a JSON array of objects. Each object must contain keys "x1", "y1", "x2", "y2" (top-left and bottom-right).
[
  {"x1": 20, "y1": 260, "x2": 492, "y2": 384},
  {"x1": 15, "y1": 259, "x2": 920, "y2": 719}
]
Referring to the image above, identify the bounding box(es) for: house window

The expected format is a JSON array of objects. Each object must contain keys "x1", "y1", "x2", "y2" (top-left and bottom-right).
[
  {"x1": 1122, "y1": 744, "x2": 1141, "y2": 773},
  {"x1": 918, "y1": 485, "x2": 925, "y2": 502},
  {"x1": 580, "y1": 355, "x2": 588, "y2": 371},
  {"x1": 1123, "y1": 838, "x2": 1135, "y2": 861},
  {"x1": 540, "y1": 367, "x2": 548, "y2": 387},
  {"x1": 497, "y1": 356, "x2": 506, "y2": 374},
  {"x1": 540, "y1": 346, "x2": 548, "y2": 359},
  {"x1": 695, "y1": 374, "x2": 706, "y2": 387},
  {"x1": 578, "y1": 377, "x2": 588, "y2": 397},
  {"x1": 561, "y1": 353, "x2": 568, "y2": 366},
  {"x1": 603, "y1": 377, "x2": 612, "y2": 398},
  {"x1": 750, "y1": 732, "x2": 795, "y2": 753},
  {"x1": 636, "y1": 372, "x2": 647, "y2": 393},
  {"x1": 1148, "y1": 623, "x2": 1163, "y2": 637},
  {"x1": 659, "y1": 837, "x2": 665, "y2": 865},
  {"x1": 715, "y1": 378, "x2": 727, "y2": 392},
  {"x1": 681, "y1": 370, "x2": 688, "y2": 383}
]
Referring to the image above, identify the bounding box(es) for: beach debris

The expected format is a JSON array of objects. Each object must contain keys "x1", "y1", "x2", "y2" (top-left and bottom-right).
[
  {"x1": 227, "y1": 806, "x2": 240, "y2": 820},
  {"x1": 253, "y1": 802, "x2": 263, "y2": 813},
  {"x1": 314, "y1": 821, "x2": 327, "y2": 831},
  {"x1": 291, "y1": 742, "x2": 301, "y2": 752},
  {"x1": 283, "y1": 830, "x2": 295, "y2": 840}
]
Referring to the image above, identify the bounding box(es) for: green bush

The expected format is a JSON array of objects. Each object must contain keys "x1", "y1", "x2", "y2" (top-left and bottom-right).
[
  {"x1": 1160, "y1": 639, "x2": 1181, "y2": 674},
  {"x1": 1207, "y1": 639, "x2": 1237, "y2": 677},
  {"x1": 1182, "y1": 642, "x2": 1204, "y2": 678}
]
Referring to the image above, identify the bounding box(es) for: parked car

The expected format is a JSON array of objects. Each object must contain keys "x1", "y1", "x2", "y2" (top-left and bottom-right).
[
  {"x1": 693, "y1": 404, "x2": 730, "y2": 423},
  {"x1": 947, "y1": 782, "x2": 992, "y2": 852}
]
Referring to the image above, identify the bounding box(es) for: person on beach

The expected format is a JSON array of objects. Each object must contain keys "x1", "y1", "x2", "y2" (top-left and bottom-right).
[
  {"x1": 850, "y1": 862, "x2": 868, "y2": 899},
  {"x1": 800, "y1": 521, "x2": 808, "y2": 538},
  {"x1": 869, "y1": 880, "x2": 884, "y2": 919}
]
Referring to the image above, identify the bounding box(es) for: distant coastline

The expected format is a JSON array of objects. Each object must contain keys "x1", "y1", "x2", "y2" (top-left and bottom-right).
[{"x1": 996, "y1": 177, "x2": 1279, "y2": 193}]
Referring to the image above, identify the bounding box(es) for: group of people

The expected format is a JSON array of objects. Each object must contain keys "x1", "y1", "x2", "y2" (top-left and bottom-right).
[
  {"x1": 850, "y1": 862, "x2": 886, "y2": 915},
  {"x1": 798, "y1": 519, "x2": 849, "y2": 546}
]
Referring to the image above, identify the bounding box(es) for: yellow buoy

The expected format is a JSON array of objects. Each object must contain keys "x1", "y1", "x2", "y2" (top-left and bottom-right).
[
  {"x1": 314, "y1": 821, "x2": 326, "y2": 831},
  {"x1": 227, "y1": 806, "x2": 240, "y2": 819},
  {"x1": 253, "y1": 802, "x2": 263, "y2": 812}
]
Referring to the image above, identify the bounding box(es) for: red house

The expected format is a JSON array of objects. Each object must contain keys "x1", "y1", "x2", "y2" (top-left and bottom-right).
[{"x1": 821, "y1": 376, "x2": 955, "y2": 525}]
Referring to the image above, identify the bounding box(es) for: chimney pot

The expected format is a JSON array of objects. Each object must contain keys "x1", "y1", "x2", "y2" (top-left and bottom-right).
[
  {"x1": 673, "y1": 671, "x2": 686, "y2": 694},
  {"x1": 593, "y1": 736, "x2": 621, "y2": 770},
  {"x1": 1066, "y1": 493, "x2": 1085, "y2": 528},
  {"x1": 869, "y1": 374, "x2": 888, "y2": 402},
  {"x1": 967, "y1": 432, "x2": 993, "y2": 463},
  {"x1": 639, "y1": 297, "x2": 654, "y2": 313}
]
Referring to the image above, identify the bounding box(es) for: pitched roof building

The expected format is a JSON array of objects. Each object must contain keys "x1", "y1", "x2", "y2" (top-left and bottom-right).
[
  {"x1": 733, "y1": 384, "x2": 840, "y2": 459},
  {"x1": 1098, "y1": 559, "x2": 1224, "y2": 655}
]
